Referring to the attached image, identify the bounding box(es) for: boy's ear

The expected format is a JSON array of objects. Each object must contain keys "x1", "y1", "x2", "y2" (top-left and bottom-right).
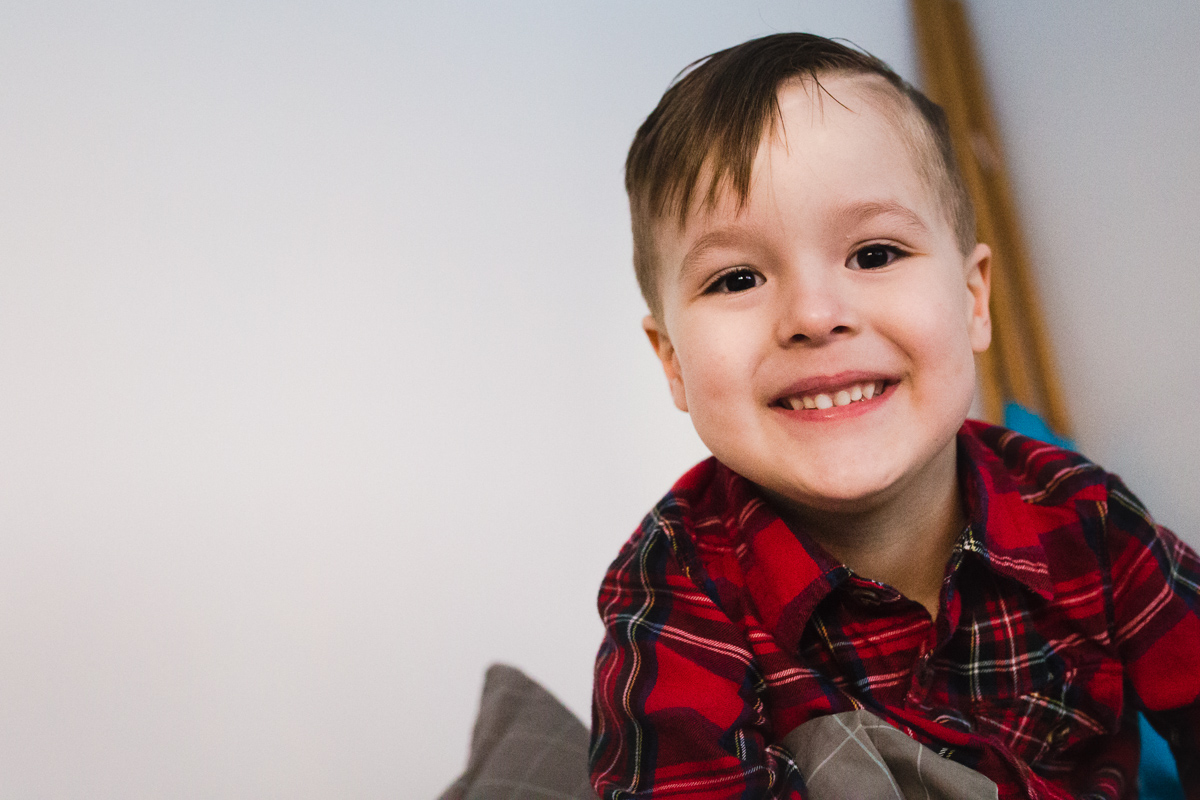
[
  {"x1": 965, "y1": 243, "x2": 992, "y2": 354},
  {"x1": 642, "y1": 315, "x2": 689, "y2": 413}
]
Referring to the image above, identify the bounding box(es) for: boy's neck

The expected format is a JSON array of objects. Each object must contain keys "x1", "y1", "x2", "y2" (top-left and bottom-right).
[{"x1": 765, "y1": 440, "x2": 965, "y2": 619}]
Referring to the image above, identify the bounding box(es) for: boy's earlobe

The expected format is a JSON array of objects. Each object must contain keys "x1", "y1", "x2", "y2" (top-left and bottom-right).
[
  {"x1": 966, "y1": 244, "x2": 992, "y2": 354},
  {"x1": 642, "y1": 315, "x2": 689, "y2": 413}
]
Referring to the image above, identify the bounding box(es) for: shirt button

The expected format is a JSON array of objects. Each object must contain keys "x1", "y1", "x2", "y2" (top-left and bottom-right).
[
  {"x1": 1046, "y1": 723, "x2": 1071, "y2": 746},
  {"x1": 852, "y1": 587, "x2": 879, "y2": 604}
]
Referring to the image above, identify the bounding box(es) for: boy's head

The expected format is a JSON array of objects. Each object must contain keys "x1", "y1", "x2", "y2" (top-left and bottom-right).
[{"x1": 630, "y1": 33, "x2": 993, "y2": 517}]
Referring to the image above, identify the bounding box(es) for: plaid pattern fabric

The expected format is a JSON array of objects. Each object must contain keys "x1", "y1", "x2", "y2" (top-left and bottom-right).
[{"x1": 590, "y1": 421, "x2": 1200, "y2": 799}]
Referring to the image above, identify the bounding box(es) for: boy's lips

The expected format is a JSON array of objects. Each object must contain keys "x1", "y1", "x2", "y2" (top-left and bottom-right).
[{"x1": 770, "y1": 372, "x2": 899, "y2": 413}]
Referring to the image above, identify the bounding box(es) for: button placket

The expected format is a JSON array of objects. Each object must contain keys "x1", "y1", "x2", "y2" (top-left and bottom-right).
[
  {"x1": 917, "y1": 656, "x2": 934, "y2": 689},
  {"x1": 909, "y1": 634, "x2": 938, "y2": 701}
]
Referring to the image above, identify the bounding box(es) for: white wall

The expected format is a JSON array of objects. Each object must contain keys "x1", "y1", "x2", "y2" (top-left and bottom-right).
[{"x1": 0, "y1": 2, "x2": 1194, "y2": 798}]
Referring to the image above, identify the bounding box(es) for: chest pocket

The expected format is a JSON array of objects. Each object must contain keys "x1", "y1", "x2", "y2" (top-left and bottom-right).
[
  {"x1": 940, "y1": 597, "x2": 1124, "y2": 770},
  {"x1": 976, "y1": 658, "x2": 1121, "y2": 770}
]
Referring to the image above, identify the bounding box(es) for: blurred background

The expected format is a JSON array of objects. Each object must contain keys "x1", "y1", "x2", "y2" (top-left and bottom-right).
[{"x1": 1, "y1": 1, "x2": 1196, "y2": 796}]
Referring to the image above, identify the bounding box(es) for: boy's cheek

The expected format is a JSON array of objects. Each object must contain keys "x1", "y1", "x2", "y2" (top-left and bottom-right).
[{"x1": 889, "y1": 282, "x2": 979, "y2": 357}]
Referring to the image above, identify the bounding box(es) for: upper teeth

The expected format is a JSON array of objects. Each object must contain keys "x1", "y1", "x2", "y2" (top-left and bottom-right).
[{"x1": 782, "y1": 381, "x2": 884, "y2": 411}]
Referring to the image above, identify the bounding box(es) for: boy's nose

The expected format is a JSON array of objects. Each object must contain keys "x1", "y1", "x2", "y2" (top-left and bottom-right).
[{"x1": 776, "y1": 274, "x2": 858, "y2": 345}]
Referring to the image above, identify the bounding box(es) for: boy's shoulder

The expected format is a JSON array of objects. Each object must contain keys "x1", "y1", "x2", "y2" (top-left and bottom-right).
[
  {"x1": 954, "y1": 420, "x2": 1126, "y2": 600},
  {"x1": 957, "y1": 419, "x2": 1172, "y2": 575},
  {"x1": 603, "y1": 456, "x2": 736, "y2": 591},
  {"x1": 600, "y1": 455, "x2": 812, "y2": 631},
  {"x1": 960, "y1": 418, "x2": 1109, "y2": 508}
]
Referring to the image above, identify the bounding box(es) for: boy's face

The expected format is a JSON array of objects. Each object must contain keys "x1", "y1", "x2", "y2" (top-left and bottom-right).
[{"x1": 645, "y1": 75, "x2": 991, "y2": 515}]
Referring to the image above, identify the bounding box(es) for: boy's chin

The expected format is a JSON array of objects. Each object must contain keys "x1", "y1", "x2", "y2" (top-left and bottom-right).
[
  {"x1": 746, "y1": 443, "x2": 956, "y2": 518},
  {"x1": 752, "y1": 468, "x2": 903, "y2": 517}
]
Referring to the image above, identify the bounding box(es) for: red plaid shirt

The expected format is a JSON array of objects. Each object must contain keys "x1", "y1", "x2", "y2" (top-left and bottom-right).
[{"x1": 590, "y1": 421, "x2": 1200, "y2": 799}]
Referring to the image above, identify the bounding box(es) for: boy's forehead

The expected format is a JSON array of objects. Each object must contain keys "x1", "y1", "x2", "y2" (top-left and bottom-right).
[
  {"x1": 661, "y1": 75, "x2": 942, "y2": 251},
  {"x1": 768, "y1": 74, "x2": 931, "y2": 188}
]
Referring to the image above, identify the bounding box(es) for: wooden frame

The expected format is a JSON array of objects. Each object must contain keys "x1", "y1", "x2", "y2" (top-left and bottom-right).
[{"x1": 909, "y1": 0, "x2": 1071, "y2": 437}]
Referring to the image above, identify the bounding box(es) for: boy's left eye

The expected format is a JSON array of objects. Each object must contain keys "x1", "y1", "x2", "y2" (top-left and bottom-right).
[{"x1": 849, "y1": 244, "x2": 905, "y2": 270}]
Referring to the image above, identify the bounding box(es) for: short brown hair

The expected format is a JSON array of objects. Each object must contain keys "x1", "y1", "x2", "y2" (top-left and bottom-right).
[{"x1": 626, "y1": 33, "x2": 975, "y2": 318}]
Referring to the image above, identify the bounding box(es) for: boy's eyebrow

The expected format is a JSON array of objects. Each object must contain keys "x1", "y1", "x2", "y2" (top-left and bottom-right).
[
  {"x1": 831, "y1": 199, "x2": 930, "y2": 235},
  {"x1": 678, "y1": 227, "x2": 759, "y2": 283}
]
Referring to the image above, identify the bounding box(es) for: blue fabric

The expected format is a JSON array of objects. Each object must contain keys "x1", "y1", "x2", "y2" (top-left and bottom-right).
[
  {"x1": 1001, "y1": 403, "x2": 1183, "y2": 798},
  {"x1": 1001, "y1": 402, "x2": 1075, "y2": 450},
  {"x1": 1140, "y1": 713, "x2": 1185, "y2": 800}
]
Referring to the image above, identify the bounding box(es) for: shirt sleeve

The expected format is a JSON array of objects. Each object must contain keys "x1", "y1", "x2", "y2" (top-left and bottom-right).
[
  {"x1": 1105, "y1": 475, "x2": 1200, "y2": 794},
  {"x1": 589, "y1": 523, "x2": 807, "y2": 799}
]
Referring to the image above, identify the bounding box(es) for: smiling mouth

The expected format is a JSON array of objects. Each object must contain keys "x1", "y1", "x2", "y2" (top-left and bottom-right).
[{"x1": 772, "y1": 380, "x2": 892, "y2": 411}]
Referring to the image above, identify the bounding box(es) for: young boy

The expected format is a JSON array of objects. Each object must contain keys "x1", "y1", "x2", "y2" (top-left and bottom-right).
[{"x1": 590, "y1": 33, "x2": 1199, "y2": 799}]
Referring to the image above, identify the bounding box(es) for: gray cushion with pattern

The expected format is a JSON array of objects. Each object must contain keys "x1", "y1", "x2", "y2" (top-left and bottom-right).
[
  {"x1": 781, "y1": 709, "x2": 998, "y2": 800},
  {"x1": 438, "y1": 664, "x2": 598, "y2": 800}
]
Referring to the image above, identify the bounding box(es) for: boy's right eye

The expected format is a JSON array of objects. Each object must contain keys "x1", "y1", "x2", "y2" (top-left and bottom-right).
[{"x1": 706, "y1": 268, "x2": 763, "y2": 294}]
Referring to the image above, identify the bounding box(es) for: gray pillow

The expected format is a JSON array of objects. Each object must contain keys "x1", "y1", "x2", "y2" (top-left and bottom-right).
[
  {"x1": 438, "y1": 664, "x2": 598, "y2": 800},
  {"x1": 781, "y1": 710, "x2": 998, "y2": 800}
]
